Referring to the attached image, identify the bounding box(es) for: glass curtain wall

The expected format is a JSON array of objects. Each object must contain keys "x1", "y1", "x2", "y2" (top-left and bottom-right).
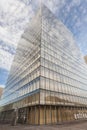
[{"x1": 0, "y1": 4, "x2": 87, "y2": 125}]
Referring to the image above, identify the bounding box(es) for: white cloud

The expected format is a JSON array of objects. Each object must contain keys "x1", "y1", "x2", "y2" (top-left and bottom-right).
[
  {"x1": 0, "y1": 48, "x2": 14, "y2": 71},
  {"x1": 0, "y1": 0, "x2": 34, "y2": 72},
  {"x1": 44, "y1": 0, "x2": 66, "y2": 13},
  {"x1": 0, "y1": 84, "x2": 5, "y2": 88}
]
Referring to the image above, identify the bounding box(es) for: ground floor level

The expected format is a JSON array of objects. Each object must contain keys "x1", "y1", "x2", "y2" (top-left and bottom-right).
[
  {"x1": 0, "y1": 121, "x2": 87, "y2": 130},
  {"x1": 0, "y1": 105, "x2": 87, "y2": 125}
]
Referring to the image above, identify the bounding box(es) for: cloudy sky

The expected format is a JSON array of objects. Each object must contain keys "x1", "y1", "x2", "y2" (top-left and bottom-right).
[{"x1": 0, "y1": 0, "x2": 87, "y2": 88}]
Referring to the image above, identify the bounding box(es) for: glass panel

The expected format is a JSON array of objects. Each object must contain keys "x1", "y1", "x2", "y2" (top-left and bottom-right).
[
  {"x1": 40, "y1": 107, "x2": 45, "y2": 124},
  {"x1": 51, "y1": 107, "x2": 57, "y2": 124},
  {"x1": 46, "y1": 106, "x2": 51, "y2": 124}
]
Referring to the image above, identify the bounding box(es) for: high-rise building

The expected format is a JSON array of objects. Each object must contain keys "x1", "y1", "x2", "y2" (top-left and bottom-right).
[
  {"x1": 0, "y1": 87, "x2": 3, "y2": 99},
  {"x1": 0, "y1": 4, "x2": 87, "y2": 125},
  {"x1": 84, "y1": 55, "x2": 87, "y2": 64}
]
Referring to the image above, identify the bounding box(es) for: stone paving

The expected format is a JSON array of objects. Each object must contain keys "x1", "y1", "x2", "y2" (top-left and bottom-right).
[{"x1": 0, "y1": 121, "x2": 87, "y2": 130}]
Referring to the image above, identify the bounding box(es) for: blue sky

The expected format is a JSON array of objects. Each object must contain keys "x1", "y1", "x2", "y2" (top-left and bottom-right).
[{"x1": 0, "y1": 0, "x2": 87, "y2": 88}]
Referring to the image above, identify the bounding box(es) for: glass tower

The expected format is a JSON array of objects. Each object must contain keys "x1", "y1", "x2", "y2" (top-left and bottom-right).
[{"x1": 0, "y1": 4, "x2": 87, "y2": 125}]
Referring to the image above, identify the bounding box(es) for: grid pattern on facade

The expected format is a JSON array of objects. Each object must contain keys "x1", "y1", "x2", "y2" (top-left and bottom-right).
[{"x1": 0, "y1": 4, "x2": 87, "y2": 125}]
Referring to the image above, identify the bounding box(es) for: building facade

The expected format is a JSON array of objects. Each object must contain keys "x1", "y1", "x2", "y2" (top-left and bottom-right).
[
  {"x1": 0, "y1": 4, "x2": 87, "y2": 125},
  {"x1": 0, "y1": 87, "x2": 3, "y2": 99},
  {"x1": 84, "y1": 55, "x2": 87, "y2": 64}
]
